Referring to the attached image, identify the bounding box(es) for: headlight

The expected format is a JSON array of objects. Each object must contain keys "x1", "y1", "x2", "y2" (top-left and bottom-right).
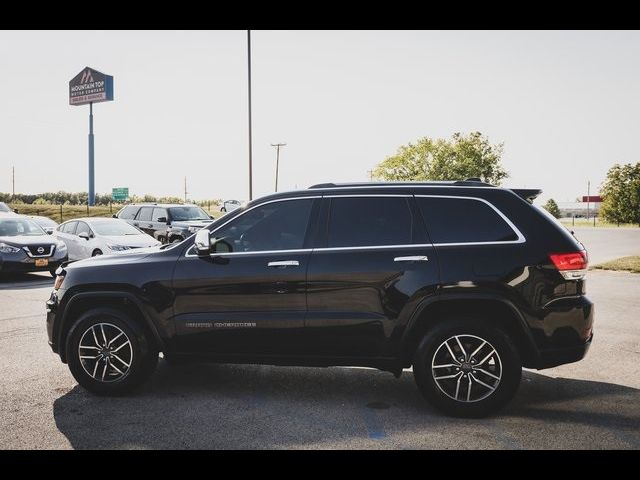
[
  {"x1": 0, "y1": 243, "x2": 21, "y2": 254},
  {"x1": 188, "y1": 226, "x2": 200, "y2": 233},
  {"x1": 107, "y1": 244, "x2": 130, "y2": 251}
]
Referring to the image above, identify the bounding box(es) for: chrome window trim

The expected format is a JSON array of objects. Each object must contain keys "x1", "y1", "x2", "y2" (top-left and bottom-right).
[
  {"x1": 184, "y1": 196, "x2": 321, "y2": 258},
  {"x1": 183, "y1": 193, "x2": 525, "y2": 258},
  {"x1": 415, "y1": 195, "x2": 526, "y2": 245}
]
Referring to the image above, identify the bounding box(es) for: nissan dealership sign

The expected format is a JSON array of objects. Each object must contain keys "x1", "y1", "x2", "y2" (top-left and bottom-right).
[{"x1": 69, "y1": 67, "x2": 114, "y2": 106}]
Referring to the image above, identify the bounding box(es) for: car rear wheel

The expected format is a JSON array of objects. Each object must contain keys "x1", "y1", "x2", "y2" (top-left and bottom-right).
[
  {"x1": 92, "y1": 249, "x2": 103, "y2": 256},
  {"x1": 413, "y1": 318, "x2": 522, "y2": 417},
  {"x1": 66, "y1": 308, "x2": 158, "y2": 395}
]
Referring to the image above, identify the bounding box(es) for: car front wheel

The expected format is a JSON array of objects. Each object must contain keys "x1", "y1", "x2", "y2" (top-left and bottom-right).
[
  {"x1": 66, "y1": 308, "x2": 158, "y2": 395},
  {"x1": 413, "y1": 318, "x2": 522, "y2": 417}
]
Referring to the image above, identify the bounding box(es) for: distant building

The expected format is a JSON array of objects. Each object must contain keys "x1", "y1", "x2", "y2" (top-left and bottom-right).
[{"x1": 557, "y1": 196, "x2": 602, "y2": 218}]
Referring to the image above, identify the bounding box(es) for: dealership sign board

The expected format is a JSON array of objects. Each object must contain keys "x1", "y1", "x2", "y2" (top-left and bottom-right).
[
  {"x1": 112, "y1": 187, "x2": 129, "y2": 201},
  {"x1": 69, "y1": 67, "x2": 114, "y2": 106}
]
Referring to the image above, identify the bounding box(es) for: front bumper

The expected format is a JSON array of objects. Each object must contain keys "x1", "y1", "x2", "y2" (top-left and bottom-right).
[
  {"x1": 46, "y1": 289, "x2": 61, "y2": 354},
  {"x1": 0, "y1": 257, "x2": 66, "y2": 274}
]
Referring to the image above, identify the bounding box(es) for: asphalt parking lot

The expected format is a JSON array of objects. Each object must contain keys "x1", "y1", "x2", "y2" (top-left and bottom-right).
[{"x1": 0, "y1": 228, "x2": 639, "y2": 449}]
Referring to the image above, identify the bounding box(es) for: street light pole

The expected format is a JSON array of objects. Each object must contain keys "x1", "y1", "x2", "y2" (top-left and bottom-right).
[
  {"x1": 271, "y1": 143, "x2": 286, "y2": 192},
  {"x1": 247, "y1": 30, "x2": 253, "y2": 201}
]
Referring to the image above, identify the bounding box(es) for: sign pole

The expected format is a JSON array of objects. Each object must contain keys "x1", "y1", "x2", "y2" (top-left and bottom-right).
[{"x1": 88, "y1": 102, "x2": 95, "y2": 206}]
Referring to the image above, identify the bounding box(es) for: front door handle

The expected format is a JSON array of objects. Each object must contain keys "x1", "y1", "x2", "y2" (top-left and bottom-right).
[
  {"x1": 267, "y1": 260, "x2": 300, "y2": 267},
  {"x1": 394, "y1": 255, "x2": 429, "y2": 262}
]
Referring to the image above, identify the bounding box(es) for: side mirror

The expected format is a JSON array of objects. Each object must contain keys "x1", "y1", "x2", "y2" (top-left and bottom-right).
[
  {"x1": 46, "y1": 230, "x2": 53, "y2": 235},
  {"x1": 78, "y1": 232, "x2": 90, "y2": 241},
  {"x1": 194, "y1": 229, "x2": 211, "y2": 256},
  {"x1": 112, "y1": 214, "x2": 117, "y2": 218},
  {"x1": 209, "y1": 215, "x2": 214, "y2": 220},
  {"x1": 156, "y1": 217, "x2": 167, "y2": 223}
]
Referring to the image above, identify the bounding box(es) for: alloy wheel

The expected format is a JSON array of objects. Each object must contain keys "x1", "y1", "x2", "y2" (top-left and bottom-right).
[
  {"x1": 78, "y1": 323, "x2": 133, "y2": 383},
  {"x1": 431, "y1": 334, "x2": 502, "y2": 403}
]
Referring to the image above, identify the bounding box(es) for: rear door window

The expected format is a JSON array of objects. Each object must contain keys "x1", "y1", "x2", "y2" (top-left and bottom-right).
[
  {"x1": 416, "y1": 197, "x2": 519, "y2": 244},
  {"x1": 327, "y1": 197, "x2": 414, "y2": 248}
]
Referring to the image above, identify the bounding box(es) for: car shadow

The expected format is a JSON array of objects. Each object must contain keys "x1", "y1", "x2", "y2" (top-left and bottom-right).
[
  {"x1": 52, "y1": 362, "x2": 640, "y2": 449},
  {"x1": 0, "y1": 272, "x2": 53, "y2": 289}
]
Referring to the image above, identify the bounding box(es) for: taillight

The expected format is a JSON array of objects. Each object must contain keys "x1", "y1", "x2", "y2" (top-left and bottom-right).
[{"x1": 549, "y1": 251, "x2": 588, "y2": 280}]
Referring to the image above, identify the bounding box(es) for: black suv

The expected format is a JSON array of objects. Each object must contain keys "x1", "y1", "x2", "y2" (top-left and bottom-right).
[
  {"x1": 114, "y1": 203, "x2": 213, "y2": 244},
  {"x1": 46, "y1": 181, "x2": 593, "y2": 417}
]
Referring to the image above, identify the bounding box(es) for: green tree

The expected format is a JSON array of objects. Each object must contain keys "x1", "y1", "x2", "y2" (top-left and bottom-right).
[
  {"x1": 373, "y1": 131, "x2": 509, "y2": 185},
  {"x1": 542, "y1": 198, "x2": 561, "y2": 218},
  {"x1": 599, "y1": 162, "x2": 640, "y2": 225}
]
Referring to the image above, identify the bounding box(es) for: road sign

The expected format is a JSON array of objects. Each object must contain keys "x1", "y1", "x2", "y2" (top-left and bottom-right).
[
  {"x1": 69, "y1": 67, "x2": 114, "y2": 106},
  {"x1": 112, "y1": 187, "x2": 129, "y2": 201}
]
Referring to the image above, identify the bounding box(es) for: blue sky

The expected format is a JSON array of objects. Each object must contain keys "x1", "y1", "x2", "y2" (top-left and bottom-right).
[{"x1": 1, "y1": 30, "x2": 639, "y2": 203}]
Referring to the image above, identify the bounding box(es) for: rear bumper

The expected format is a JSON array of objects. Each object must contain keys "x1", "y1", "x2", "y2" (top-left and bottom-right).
[
  {"x1": 534, "y1": 332, "x2": 593, "y2": 369},
  {"x1": 530, "y1": 296, "x2": 594, "y2": 369}
]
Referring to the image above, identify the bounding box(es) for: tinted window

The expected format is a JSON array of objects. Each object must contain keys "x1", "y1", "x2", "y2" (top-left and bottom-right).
[
  {"x1": 62, "y1": 221, "x2": 78, "y2": 234},
  {"x1": 211, "y1": 199, "x2": 314, "y2": 252},
  {"x1": 152, "y1": 208, "x2": 168, "y2": 222},
  {"x1": 118, "y1": 206, "x2": 139, "y2": 220},
  {"x1": 417, "y1": 197, "x2": 518, "y2": 243},
  {"x1": 169, "y1": 206, "x2": 210, "y2": 221},
  {"x1": 75, "y1": 222, "x2": 91, "y2": 237},
  {"x1": 327, "y1": 197, "x2": 413, "y2": 248},
  {"x1": 137, "y1": 207, "x2": 153, "y2": 222}
]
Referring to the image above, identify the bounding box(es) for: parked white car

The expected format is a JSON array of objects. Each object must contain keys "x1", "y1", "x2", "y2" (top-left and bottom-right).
[{"x1": 54, "y1": 217, "x2": 161, "y2": 261}]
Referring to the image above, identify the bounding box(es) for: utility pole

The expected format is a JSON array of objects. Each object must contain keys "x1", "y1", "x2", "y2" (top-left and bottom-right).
[
  {"x1": 271, "y1": 143, "x2": 286, "y2": 192},
  {"x1": 367, "y1": 169, "x2": 374, "y2": 181},
  {"x1": 247, "y1": 30, "x2": 253, "y2": 201},
  {"x1": 12, "y1": 166, "x2": 15, "y2": 199},
  {"x1": 184, "y1": 176, "x2": 188, "y2": 203},
  {"x1": 586, "y1": 180, "x2": 590, "y2": 221}
]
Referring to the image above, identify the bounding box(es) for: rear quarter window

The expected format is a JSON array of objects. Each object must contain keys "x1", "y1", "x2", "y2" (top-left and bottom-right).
[{"x1": 417, "y1": 197, "x2": 520, "y2": 244}]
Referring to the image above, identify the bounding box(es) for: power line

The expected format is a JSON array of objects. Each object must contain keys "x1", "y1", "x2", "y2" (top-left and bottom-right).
[
  {"x1": 271, "y1": 143, "x2": 287, "y2": 192},
  {"x1": 247, "y1": 30, "x2": 253, "y2": 201}
]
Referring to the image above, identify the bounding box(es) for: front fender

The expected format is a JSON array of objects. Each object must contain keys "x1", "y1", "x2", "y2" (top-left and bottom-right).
[{"x1": 56, "y1": 291, "x2": 167, "y2": 362}]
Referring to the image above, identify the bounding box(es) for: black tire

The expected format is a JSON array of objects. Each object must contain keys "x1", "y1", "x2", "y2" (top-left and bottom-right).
[
  {"x1": 66, "y1": 308, "x2": 158, "y2": 395},
  {"x1": 413, "y1": 318, "x2": 522, "y2": 418},
  {"x1": 92, "y1": 249, "x2": 103, "y2": 257},
  {"x1": 170, "y1": 237, "x2": 183, "y2": 244}
]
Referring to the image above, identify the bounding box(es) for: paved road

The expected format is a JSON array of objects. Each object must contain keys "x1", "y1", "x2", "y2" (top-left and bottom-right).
[
  {"x1": 569, "y1": 227, "x2": 640, "y2": 265},
  {"x1": 0, "y1": 268, "x2": 638, "y2": 449}
]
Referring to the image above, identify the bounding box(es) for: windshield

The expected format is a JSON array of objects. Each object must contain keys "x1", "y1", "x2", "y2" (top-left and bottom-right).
[
  {"x1": 32, "y1": 216, "x2": 57, "y2": 227},
  {"x1": 0, "y1": 202, "x2": 11, "y2": 213},
  {"x1": 170, "y1": 206, "x2": 210, "y2": 221},
  {"x1": 0, "y1": 218, "x2": 47, "y2": 237},
  {"x1": 91, "y1": 221, "x2": 143, "y2": 236}
]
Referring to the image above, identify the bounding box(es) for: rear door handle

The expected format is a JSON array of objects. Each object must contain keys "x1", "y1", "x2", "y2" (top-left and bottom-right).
[
  {"x1": 394, "y1": 255, "x2": 429, "y2": 262},
  {"x1": 267, "y1": 260, "x2": 300, "y2": 267}
]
